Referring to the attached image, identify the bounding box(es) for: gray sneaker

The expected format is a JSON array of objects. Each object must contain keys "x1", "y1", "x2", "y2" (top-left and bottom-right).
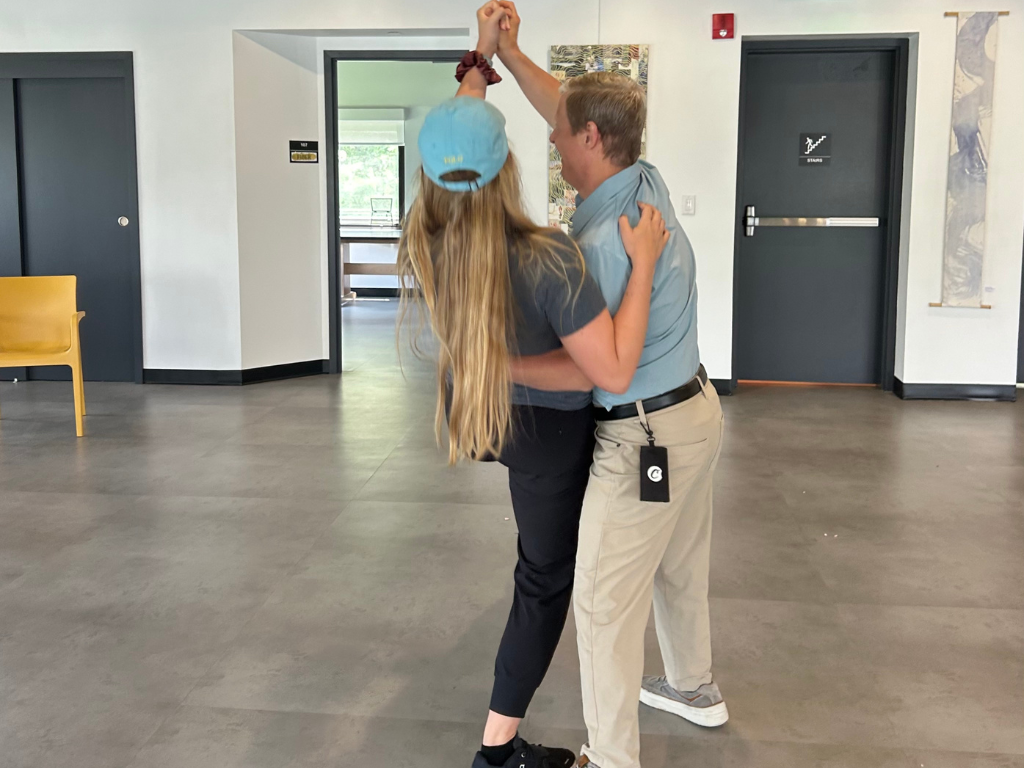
[{"x1": 639, "y1": 677, "x2": 729, "y2": 727}]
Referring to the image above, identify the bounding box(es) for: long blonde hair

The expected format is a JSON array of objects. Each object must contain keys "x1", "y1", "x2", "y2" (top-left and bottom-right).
[{"x1": 397, "y1": 151, "x2": 583, "y2": 464}]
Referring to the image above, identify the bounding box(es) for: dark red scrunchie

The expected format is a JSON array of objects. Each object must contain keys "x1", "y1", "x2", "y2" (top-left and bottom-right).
[{"x1": 455, "y1": 50, "x2": 502, "y2": 85}]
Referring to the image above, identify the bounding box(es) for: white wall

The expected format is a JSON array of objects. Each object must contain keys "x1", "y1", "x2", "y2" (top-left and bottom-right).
[
  {"x1": 233, "y1": 31, "x2": 323, "y2": 370},
  {"x1": 591, "y1": 0, "x2": 1024, "y2": 385},
  {"x1": 2, "y1": 0, "x2": 1020, "y2": 384}
]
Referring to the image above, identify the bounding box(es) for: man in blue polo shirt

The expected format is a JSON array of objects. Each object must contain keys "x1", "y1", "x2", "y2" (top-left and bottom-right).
[{"x1": 493, "y1": 4, "x2": 728, "y2": 768}]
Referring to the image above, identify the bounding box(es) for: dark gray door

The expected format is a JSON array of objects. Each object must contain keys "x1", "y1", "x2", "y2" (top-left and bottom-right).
[
  {"x1": 16, "y1": 77, "x2": 136, "y2": 382},
  {"x1": 735, "y1": 50, "x2": 896, "y2": 384}
]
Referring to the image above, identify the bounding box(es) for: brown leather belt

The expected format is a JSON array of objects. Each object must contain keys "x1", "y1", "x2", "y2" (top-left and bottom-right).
[{"x1": 594, "y1": 365, "x2": 708, "y2": 421}]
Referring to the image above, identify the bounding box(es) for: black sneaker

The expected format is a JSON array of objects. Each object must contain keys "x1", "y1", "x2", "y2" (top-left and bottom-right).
[{"x1": 471, "y1": 737, "x2": 576, "y2": 768}]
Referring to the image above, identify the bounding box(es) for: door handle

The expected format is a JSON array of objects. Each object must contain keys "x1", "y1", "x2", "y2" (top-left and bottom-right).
[{"x1": 744, "y1": 205, "x2": 878, "y2": 237}]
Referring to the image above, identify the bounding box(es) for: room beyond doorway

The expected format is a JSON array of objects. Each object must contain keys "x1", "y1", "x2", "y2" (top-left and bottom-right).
[{"x1": 324, "y1": 50, "x2": 463, "y2": 375}]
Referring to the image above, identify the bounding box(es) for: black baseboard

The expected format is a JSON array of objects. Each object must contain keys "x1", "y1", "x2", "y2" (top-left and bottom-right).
[
  {"x1": 351, "y1": 288, "x2": 400, "y2": 298},
  {"x1": 711, "y1": 378, "x2": 735, "y2": 396},
  {"x1": 894, "y1": 377, "x2": 1017, "y2": 402},
  {"x1": 144, "y1": 359, "x2": 328, "y2": 386}
]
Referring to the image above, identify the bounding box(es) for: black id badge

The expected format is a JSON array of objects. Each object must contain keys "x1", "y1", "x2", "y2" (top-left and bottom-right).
[{"x1": 640, "y1": 445, "x2": 670, "y2": 503}]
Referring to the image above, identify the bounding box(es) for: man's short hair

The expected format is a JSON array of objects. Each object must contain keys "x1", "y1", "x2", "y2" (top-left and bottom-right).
[{"x1": 561, "y1": 72, "x2": 646, "y2": 167}]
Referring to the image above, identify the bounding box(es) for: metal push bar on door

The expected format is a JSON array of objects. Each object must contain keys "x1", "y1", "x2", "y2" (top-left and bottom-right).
[{"x1": 744, "y1": 205, "x2": 879, "y2": 237}]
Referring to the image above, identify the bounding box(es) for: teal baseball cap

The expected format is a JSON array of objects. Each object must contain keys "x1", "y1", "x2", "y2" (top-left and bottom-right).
[{"x1": 419, "y1": 97, "x2": 509, "y2": 192}]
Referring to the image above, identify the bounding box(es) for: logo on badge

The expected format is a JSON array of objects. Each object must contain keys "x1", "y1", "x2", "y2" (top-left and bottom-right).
[{"x1": 647, "y1": 466, "x2": 664, "y2": 483}]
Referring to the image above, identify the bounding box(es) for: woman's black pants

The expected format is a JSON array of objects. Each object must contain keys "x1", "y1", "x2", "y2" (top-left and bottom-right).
[{"x1": 489, "y1": 404, "x2": 595, "y2": 718}]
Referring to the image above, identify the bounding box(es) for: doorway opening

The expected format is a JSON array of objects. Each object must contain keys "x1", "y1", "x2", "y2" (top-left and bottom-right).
[
  {"x1": 324, "y1": 51, "x2": 464, "y2": 374},
  {"x1": 731, "y1": 38, "x2": 911, "y2": 391}
]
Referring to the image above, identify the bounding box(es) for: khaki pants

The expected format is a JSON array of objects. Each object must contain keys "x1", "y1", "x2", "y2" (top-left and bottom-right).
[{"x1": 575, "y1": 379, "x2": 724, "y2": 768}]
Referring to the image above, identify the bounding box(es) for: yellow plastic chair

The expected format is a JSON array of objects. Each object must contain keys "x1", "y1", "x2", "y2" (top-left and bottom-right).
[{"x1": 0, "y1": 276, "x2": 87, "y2": 436}]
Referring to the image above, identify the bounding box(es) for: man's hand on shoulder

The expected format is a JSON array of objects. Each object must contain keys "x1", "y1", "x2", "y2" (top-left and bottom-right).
[{"x1": 619, "y1": 202, "x2": 669, "y2": 275}]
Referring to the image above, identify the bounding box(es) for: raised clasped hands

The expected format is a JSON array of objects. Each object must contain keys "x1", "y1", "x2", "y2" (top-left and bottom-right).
[{"x1": 476, "y1": 1, "x2": 521, "y2": 58}]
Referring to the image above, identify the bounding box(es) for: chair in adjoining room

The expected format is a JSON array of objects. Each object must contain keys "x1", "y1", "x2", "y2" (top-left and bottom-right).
[
  {"x1": 370, "y1": 197, "x2": 395, "y2": 226},
  {"x1": 0, "y1": 275, "x2": 86, "y2": 437}
]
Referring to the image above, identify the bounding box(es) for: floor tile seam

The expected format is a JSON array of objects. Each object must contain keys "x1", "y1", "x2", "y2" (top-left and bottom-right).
[
  {"x1": 17, "y1": 504, "x2": 358, "y2": 572},
  {"x1": 737, "y1": 485, "x2": 841, "y2": 603},
  {"x1": 775, "y1": 490, "x2": 908, "y2": 605},
  {"x1": 1, "y1": 404, "x2": 280, "y2": 417},
  {"x1": 164, "y1": 565, "x2": 336, "y2": 749},
  {"x1": 0, "y1": 496, "x2": 135, "y2": 597},
  {"x1": 829, "y1": 601, "x2": 1024, "y2": 617},
  {"x1": 0, "y1": 488, "x2": 374, "y2": 505},
  {"x1": 0, "y1": 442, "x2": 231, "y2": 457},
  {"x1": 777, "y1": 506, "x2": 1024, "y2": 523},
  {"x1": 194, "y1": 437, "x2": 246, "y2": 460},
  {"x1": 709, "y1": 595, "x2": 1024, "y2": 617},
  {"x1": 773, "y1": 596, "x2": 1024, "y2": 611},
  {"x1": 0, "y1": 486, "x2": 380, "y2": 504},
  {"x1": 330, "y1": 433, "x2": 407, "y2": 494},
  {"x1": 894, "y1": 744, "x2": 1024, "y2": 759},
  {"x1": 325, "y1": 497, "x2": 515, "y2": 513},
  {"x1": 277, "y1": 498, "x2": 356, "y2": 580},
  {"x1": 705, "y1": 592, "x2": 839, "y2": 607},
  {"x1": 0, "y1": 535, "x2": 112, "y2": 597},
  {"x1": 159, "y1": 701, "x2": 496, "y2": 727},
  {"x1": 348, "y1": 435, "x2": 411, "y2": 502},
  {"x1": 117, "y1": 702, "x2": 186, "y2": 768},
  {"x1": 0, "y1": 569, "x2": 31, "y2": 599},
  {"x1": 622, "y1": 728, "x2": 893, "y2": 752},
  {"x1": 157, "y1": 498, "x2": 376, "y2": 720},
  {"x1": 122, "y1": 704, "x2": 1024, "y2": 760},
  {"x1": 632, "y1": 730, "x2": 1024, "y2": 758},
  {"x1": 0, "y1": 488, "x2": 382, "y2": 580},
  {"x1": 187, "y1": 446, "x2": 400, "y2": 464},
  {"x1": 211, "y1": 404, "x2": 281, "y2": 445}
]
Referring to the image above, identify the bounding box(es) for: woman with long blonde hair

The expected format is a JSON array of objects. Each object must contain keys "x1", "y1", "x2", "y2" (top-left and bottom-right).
[{"x1": 397, "y1": 6, "x2": 667, "y2": 768}]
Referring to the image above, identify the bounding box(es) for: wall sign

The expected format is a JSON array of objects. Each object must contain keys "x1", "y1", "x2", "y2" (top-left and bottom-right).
[
  {"x1": 290, "y1": 140, "x2": 318, "y2": 163},
  {"x1": 799, "y1": 133, "x2": 831, "y2": 166},
  {"x1": 712, "y1": 14, "x2": 735, "y2": 39}
]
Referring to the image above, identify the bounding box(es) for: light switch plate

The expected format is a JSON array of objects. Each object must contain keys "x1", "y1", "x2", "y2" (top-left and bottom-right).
[{"x1": 681, "y1": 195, "x2": 696, "y2": 215}]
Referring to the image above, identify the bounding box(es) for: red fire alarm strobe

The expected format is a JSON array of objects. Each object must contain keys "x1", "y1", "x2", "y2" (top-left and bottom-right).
[{"x1": 713, "y1": 13, "x2": 735, "y2": 39}]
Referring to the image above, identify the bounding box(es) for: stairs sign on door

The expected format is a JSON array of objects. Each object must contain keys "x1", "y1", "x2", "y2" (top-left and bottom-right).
[{"x1": 799, "y1": 133, "x2": 831, "y2": 166}]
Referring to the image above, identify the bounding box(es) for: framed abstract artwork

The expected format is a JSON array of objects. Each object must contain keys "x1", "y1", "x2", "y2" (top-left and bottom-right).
[
  {"x1": 938, "y1": 12, "x2": 1002, "y2": 308},
  {"x1": 548, "y1": 44, "x2": 649, "y2": 231}
]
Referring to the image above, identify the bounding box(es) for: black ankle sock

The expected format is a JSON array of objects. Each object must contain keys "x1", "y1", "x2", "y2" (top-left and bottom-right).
[{"x1": 481, "y1": 735, "x2": 517, "y2": 767}]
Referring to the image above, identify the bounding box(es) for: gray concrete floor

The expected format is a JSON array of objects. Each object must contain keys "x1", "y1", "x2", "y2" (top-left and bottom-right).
[{"x1": 0, "y1": 299, "x2": 1022, "y2": 768}]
